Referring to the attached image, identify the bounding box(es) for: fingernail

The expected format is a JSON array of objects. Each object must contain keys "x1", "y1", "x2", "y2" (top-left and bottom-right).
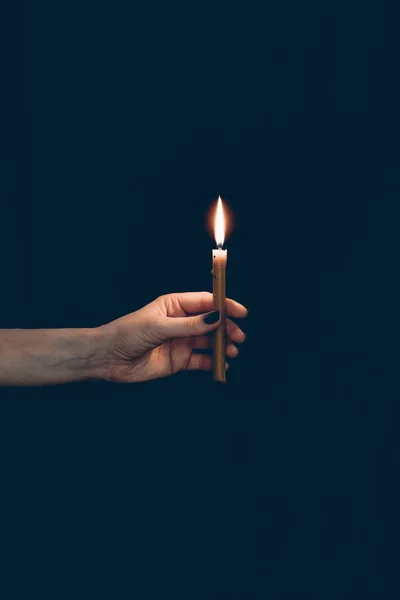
[{"x1": 204, "y1": 311, "x2": 220, "y2": 324}]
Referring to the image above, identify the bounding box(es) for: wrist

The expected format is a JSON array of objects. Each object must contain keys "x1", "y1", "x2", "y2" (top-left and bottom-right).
[{"x1": 83, "y1": 326, "x2": 114, "y2": 382}]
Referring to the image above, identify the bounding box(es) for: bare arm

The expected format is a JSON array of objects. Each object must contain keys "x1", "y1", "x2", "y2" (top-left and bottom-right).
[{"x1": 0, "y1": 328, "x2": 108, "y2": 386}]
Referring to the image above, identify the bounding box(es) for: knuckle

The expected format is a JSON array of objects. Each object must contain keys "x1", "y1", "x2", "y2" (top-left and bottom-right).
[{"x1": 157, "y1": 293, "x2": 178, "y2": 313}]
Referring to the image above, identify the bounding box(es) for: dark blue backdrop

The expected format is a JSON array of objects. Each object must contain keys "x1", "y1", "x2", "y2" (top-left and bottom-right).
[{"x1": 1, "y1": 1, "x2": 399, "y2": 598}]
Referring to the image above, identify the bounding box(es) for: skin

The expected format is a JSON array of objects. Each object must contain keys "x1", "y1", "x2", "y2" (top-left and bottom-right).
[{"x1": 0, "y1": 292, "x2": 247, "y2": 386}]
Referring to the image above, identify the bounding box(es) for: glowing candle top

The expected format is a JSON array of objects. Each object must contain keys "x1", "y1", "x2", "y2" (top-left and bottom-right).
[{"x1": 214, "y1": 196, "x2": 225, "y2": 248}]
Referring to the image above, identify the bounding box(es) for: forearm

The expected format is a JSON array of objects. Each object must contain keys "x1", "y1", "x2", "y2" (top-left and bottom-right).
[{"x1": 0, "y1": 328, "x2": 110, "y2": 386}]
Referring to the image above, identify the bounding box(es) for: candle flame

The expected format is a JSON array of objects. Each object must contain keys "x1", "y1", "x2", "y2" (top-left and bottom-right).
[{"x1": 214, "y1": 196, "x2": 225, "y2": 247}]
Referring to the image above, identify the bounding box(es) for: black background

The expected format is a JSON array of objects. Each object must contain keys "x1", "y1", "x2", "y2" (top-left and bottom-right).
[{"x1": 1, "y1": 1, "x2": 399, "y2": 598}]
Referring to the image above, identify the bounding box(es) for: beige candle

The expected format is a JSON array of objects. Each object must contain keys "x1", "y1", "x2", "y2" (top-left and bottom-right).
[{"x1": 212, "y1": 197, "x2": 227, "y2": 382}]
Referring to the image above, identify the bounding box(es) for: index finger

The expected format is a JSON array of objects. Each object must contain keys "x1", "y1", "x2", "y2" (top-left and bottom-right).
[{"x1": 175, "y1": 292, "x2": 248, "y2": 318}]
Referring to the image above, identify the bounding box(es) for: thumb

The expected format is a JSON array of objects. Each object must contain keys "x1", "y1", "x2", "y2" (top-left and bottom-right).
[{"x1": 160, "y1": 310, "x2": 220, "y2": 339}]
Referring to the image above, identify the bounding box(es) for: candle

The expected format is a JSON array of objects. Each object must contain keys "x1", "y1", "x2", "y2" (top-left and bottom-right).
[{"x1": 212, "y1": 196, "x2": 227, "y2": 382}]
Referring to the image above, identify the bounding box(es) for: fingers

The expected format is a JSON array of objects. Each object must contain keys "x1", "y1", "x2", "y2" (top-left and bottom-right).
[
  {"x1": 192, "y1": 336, "x2": 211, "y2": 349},
  {"x1": 193, "y1": 337, "x2": 239, "y2": 358},
  {"x1": 186, "y1": 315, "x2": 245, "y2": 371},
  {"x1": 159, "y1": 311, "x2": 221, "y2": 339},
  {"x1": 187, "y1": 353, "x2": 213, "y2": 371},
  {"x1": 175, "y1": 292, "x2": 214, "y2": 314},
  {"x1": 168, "y1": 292, "x2": 248, "y2": 318},
  {"x1": 225, "y1": 343, "x2": 239, "y2": 358},
  {"x1": 192, "y1": 318, "x2": 246, "y2": 348},
  {"x1": 187, "y1": 353, "x2": 229, "y2": 372},
  {"x1": 226, "y1": 318, "x2": 246, "y2": 344},
  {"x1": 191, "y1": 319, "x2": 245, "y2": 345},
  {"x1": 226, "y1": 298, "x2": 248, "y2": 319},
  {"x1": 155, "y1": 310, "x2": 246, "y2": 342}
]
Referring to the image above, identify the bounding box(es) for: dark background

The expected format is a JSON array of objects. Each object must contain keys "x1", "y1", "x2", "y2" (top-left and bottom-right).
[{"x1": 1, "y1": 1, "x2": 399, "y2": 598}]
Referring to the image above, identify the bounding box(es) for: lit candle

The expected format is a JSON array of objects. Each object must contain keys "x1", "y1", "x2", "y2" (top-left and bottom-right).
[{"x1": 212, "y1": 196, "x2": 227, "y2": 382}]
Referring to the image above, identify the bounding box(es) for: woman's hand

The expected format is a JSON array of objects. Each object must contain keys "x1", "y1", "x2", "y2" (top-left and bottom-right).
[{"x1": 100, "y1": 292, "x2": 247, "y2": 383}]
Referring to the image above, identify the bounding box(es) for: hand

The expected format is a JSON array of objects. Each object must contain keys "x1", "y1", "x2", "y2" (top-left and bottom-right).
[{"x1": 100, "y1": 292, "x2": 247, "y2": 383}]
